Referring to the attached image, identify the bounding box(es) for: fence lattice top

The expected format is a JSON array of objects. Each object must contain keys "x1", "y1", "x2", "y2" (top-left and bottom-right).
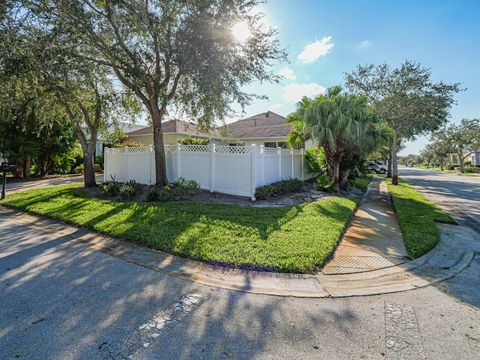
[{"x1": 106, "y1": 145, "x2": 304, "y2": 155}]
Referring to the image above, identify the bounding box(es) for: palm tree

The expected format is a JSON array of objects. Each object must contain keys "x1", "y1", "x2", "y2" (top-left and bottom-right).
[
  {"x1": 286, "y1": 97, "x2": 313, "y2": 148},
  {"x1": 304, "y1": 86, "x2": 382, "y2": 191}
]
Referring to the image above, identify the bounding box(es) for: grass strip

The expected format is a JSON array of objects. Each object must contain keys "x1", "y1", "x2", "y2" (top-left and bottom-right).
[
  {"x1": 387, "y1": 178, "x2": 455, "y2": 258},
  {"x1": 2, "y1": 184, "x2": 358, "y2": 273}
]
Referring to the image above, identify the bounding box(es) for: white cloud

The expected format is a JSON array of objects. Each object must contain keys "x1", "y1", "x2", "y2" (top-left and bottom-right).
[
  {"x1": 282, "y1": 83, "x2": 326, "y2": 103},
  {"x1": 357, "y1": 40, "x2": 372, "y2": 49},
  {"x1": 277, "y1": 67, "x2": 296, "y2": 81},
  {"x1": 297, "y1": 36, "x2": 334, "y2": 63}
]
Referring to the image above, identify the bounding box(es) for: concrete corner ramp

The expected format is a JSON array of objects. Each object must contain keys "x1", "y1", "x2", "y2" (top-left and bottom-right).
[
  {"x1": 318, "y1": 223, "x2": 477, "y2": 297},
  {"x1": 323, "y1": 178, "x2": 409, "y2": 274}
]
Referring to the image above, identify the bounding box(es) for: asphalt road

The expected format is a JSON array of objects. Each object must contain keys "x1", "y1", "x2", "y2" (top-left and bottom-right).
[
  {"x1": 399, "y1": 167, "x2": 480, "y2": 232},
  {"x1": 1, "y1": 174, "x2": 480, "y2": 359}
]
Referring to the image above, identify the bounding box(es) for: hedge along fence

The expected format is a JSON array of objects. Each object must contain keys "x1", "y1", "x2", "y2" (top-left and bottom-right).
[{"x1": 104, "y1": 144, "x2": 308, "y2": 200}]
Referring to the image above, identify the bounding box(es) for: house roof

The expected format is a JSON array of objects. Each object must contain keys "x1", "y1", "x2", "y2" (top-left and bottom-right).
[
  {"x1": 226, "y1": 111, "x2": 291, "y2": 139},
  {"x1": 127, "y1": 119, "x2": 220, "y2": 138}
]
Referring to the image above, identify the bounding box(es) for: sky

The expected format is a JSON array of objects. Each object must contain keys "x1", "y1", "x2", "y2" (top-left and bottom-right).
[{"x1": 233, "y1": 0, "x2": 480, "y2": 155}]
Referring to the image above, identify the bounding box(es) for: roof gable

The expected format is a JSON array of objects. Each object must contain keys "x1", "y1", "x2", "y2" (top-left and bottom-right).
[
  {"x1": 126, "y1": 120, "x2": 220, "y2": 138},
  {"x1": 226, "y1": 111, "x2": 291, "y2": 139}
]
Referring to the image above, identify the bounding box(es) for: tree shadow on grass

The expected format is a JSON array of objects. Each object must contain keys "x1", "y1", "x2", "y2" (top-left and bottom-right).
[
  {"x1": 4, "y1": 187, "x2": 360, "y2": 272},
  {"x1": 0, "y1": 212, "x2": 364, "y2": 359}
]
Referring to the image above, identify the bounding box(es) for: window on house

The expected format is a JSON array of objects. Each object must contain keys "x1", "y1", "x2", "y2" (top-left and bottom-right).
[
  {"x1": 264, "y1": 142, "x2": 276, "y2": 148},
  {"x1": 278, "y1": 142, "x2": 288, "y2": 149}
]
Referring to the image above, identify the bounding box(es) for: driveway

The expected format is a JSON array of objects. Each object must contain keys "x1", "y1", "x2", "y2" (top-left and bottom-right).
[
  {"x1": 399, "y1": 167, "x2": 480, "y2": 232},
  {"x1": 1, "y1": 206, "x2": 480, "y2": 359},
  {"x1": 5, "y1": 174, "x2": 104, "y2": 193}
]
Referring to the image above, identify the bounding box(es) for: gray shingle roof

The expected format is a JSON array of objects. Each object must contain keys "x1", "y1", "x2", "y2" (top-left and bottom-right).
[
  {"x1": 226, "y1": 111, "x2": 290, "y2": 139},
  {"x1": 126, "y1": 120, "x2": 220, "y2": 138}
]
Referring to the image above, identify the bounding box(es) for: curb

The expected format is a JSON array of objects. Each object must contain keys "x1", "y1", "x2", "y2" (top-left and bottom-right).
[{"x1": 0, "y1": 205, "x2": 475, "y2": 298}]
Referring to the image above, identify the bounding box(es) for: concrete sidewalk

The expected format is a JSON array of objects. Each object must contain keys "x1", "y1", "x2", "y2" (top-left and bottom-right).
[
  {"x1": 5, "y1": 174, "x2": 104, "y2": 193},
  {"x1": 323, "y1": 177, "x2": 408, "y2": 274}
]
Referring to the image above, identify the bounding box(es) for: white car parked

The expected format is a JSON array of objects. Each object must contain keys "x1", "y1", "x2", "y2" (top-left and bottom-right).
[{"x1": 368, "y1": 161, "x2": 387, "y2": 174}]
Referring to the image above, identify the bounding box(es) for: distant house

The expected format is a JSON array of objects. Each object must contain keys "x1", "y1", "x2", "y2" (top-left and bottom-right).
[
  {"x1": 471, "y1": 150, "x2": 480, "y2": 166},
  {"x1": 225, "y1": 111, "x2": 313, "y2": 149},
  {"x1": 125, "y1": 119, "x2": 220, "y2": 146},
  {"x1": 124, "y1": 111, "x2": 313, "y2": 149}
]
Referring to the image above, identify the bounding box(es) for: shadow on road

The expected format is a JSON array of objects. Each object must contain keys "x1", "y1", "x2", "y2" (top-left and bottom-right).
[{"x1": 0, "y1": 211, "x2": 362, "y2": 359}]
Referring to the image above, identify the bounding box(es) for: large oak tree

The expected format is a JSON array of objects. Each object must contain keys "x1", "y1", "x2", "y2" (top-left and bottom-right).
[
  {"x1": 30, "y1": 0, "x2": 286, "y2": 186},
  {"x1": 345, "y1": 60, "x2": 461, "y2": 185}
]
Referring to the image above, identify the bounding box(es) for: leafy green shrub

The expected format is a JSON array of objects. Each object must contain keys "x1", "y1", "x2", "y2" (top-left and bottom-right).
[
  {"x1": 95, "y1": 154, "x2": 104, "y2": 168},
  {"x1": 315, "y1": 174, "x2": 335, "y2": 191},
  {"x1": 99, "y1": 176, "x2": 121, "y2": 197},
  {"x1": 341, "y1": 155, "x2": 369, "y2": 179},
  {"x1": 73, "y1": 164, "x2": 84, "y2": 174},
  {"x1": 120, "y1": 180, "x2": 137, "y2": 199},
  {"x1": 465, "y1": 166, "x2": 480, "y2": 173},
  {"x1": 305, "y1": 148, "x2": 327, "y2": 177},
  {"x1": 255, "y1": 184, "x2": 276, "y2": 200},
  {"x1": 255, "y1": 179, "x2": 304, "y2": 200},
  {"x1": 117, "y1": 140, "x2": 144, "y2": 147},
  {"x1": 160, "y1": 177, "x2": 200, "y2": 201},
  {"x1": 51, "y1": 143, "x2": 84, "y2": 174},
  {"x1": 351, "y1": 177, "x2": 371, "y2": 191},
  {"x1": 145, "y1": 186, "x2": 162, "y2": 202},
  {"x1": 178, "y1": 136, "x2": 210, "y2": 145},
  {"x1": 145, "y1": 177, "x2": 200, "y2": 202}
]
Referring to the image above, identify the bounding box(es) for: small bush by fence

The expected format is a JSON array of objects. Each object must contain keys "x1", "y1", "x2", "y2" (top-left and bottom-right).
[{"x1": 104, "y1": 144, "x2": 308, "y2": 200}]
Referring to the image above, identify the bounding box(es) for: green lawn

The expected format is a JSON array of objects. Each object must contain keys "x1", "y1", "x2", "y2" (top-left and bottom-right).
[
  {"x1": 458, "y1": 173, "x2": 480, "y2": 177},
  {"x1": 387, "y1": 179, "x2": 455, "y2": 258},
  {"x1": 351, "y1": 176, "x2": 373, "y2": 191},
  {"x1": 1, "y1": 185, "x2": 358, "y2": 273}
]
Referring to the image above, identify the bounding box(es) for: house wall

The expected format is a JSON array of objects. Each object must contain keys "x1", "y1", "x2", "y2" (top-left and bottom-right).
[
  {"x1": 240, "y1": 137, "x2": 287, "y2": 147},
  {"x1": 128, "y1": 134, "x2": 315, "y2": 149},
  {"x1": 472, "y1": 151, "x2": 480, "y2": 166},
  {"x1": 241, "y1": 137, "x2": 314, "y2": 149},
  {"x1": 127, "y1": 133, "x2": 176, "y2": 146}
]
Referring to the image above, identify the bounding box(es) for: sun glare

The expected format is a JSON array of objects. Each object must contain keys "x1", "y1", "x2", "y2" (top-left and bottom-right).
[{"x1": 232, "y1": 21, "x2": 251, "y2": 43}]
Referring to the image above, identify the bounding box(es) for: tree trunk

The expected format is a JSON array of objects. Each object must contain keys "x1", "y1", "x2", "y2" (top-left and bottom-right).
[
  {"x1": 333, "y1": 157, "x2": 340, "y2": 192},
  {"x1": 83, "y1": 150, "x2": 96, "y2": 187},
  {"x1": 387, "y1": 151, "x2": 393, "y2": 178},
  {"x1": 23, "y1": 156, "x2": 31, "y2": 179},
  {"x1": 340, "y1": 168, "x2": 350, "y2": 189},
  {"x1": 391, "y1": 134, "x2": 399, "y2": 185},
  {"x1": 151, "y1": 106, "x2": 168, "y2": 187},
  {"x1": 45, "y1": 157, "x2": 53, "y2": 175},
  {"x1": 16, "y1": 160, "x2": 23, "y2": 178},
  {"x1": 458, "y1": 149, "x2": 465, "y2": 173}
]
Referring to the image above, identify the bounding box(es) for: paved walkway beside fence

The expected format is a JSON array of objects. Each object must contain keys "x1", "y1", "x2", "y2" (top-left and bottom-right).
[{"x1": 322, "y1": 177, "x2": 409, "y2": 275}]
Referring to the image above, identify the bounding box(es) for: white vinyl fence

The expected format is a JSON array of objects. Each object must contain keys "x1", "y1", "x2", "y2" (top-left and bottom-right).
[{"x1": 104, "y1": 144, "x2": 307, "y2": 200}]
